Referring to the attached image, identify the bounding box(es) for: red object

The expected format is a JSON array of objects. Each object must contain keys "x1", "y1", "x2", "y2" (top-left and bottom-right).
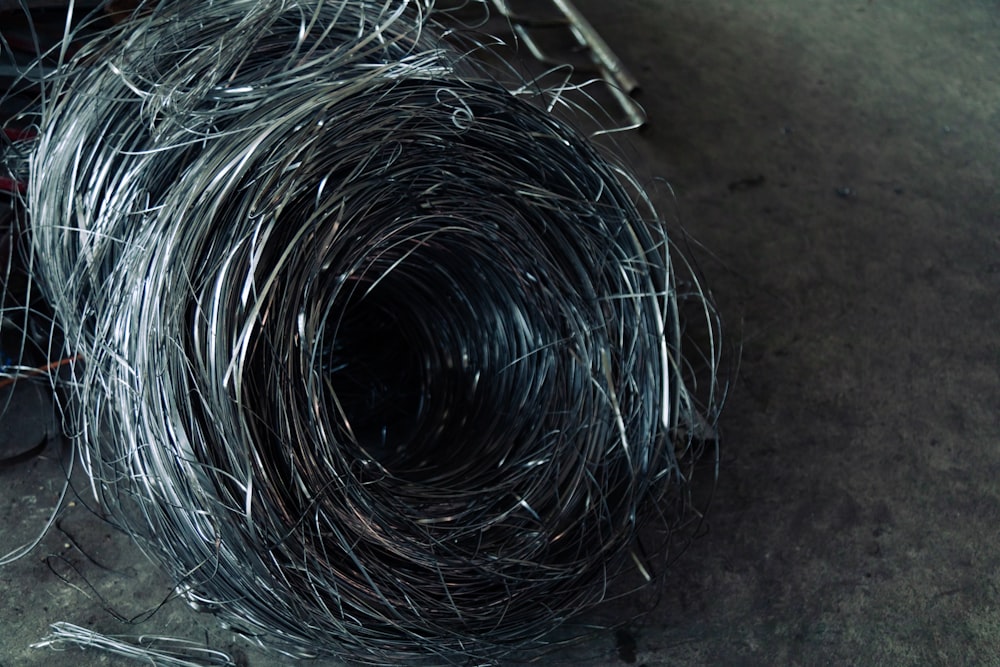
[
  {"x1": 3, "y1": 127, "x2": 36, "y2": 141},
  {"x1": 2, "y1": 128, "x2": 35, "y2": 193},
  {"x1": 0, "y1": 176, "x2": 26, "y2": 195}
]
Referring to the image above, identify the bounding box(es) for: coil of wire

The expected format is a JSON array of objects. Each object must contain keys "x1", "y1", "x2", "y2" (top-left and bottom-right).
[{"x1": 25, "y1": 0, "x2": 720, "y2": 664}]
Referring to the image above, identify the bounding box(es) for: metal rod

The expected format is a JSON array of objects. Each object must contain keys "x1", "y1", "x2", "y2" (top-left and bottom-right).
[
  {"x1": 488, "y1": 0, "x2": 569, "y2": 28},
  {"x1": 550, "y1": 0, "x2": 640, "y2": 95},
  {"x1": 489, "y1": 0, "x2": 645, "y2": 128}
]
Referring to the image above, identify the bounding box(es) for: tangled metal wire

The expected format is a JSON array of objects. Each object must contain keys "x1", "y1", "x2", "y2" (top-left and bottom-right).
[{"x1": 21, "y1": 0, "x2": 722, "y2": 663}]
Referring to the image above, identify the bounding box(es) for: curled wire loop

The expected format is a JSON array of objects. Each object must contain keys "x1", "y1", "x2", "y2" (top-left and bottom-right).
[{"x1": 26, "y1": 0, "x2": 719, "y2": 663}]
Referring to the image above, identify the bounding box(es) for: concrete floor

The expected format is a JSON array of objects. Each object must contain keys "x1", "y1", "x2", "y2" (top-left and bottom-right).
[{"x1": 2, "y1": 0, "x2": 999, "y2": 665}]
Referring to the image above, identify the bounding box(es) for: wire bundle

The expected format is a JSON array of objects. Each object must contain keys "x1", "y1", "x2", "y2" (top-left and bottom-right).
[{"x1": 24, "y1": 0, "x2": 720, "y2": 663}]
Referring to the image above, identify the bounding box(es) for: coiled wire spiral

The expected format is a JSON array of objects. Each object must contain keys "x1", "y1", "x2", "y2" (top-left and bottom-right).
[{"x1": 23, "y1": 0, "x2": 721, "y2": 663}]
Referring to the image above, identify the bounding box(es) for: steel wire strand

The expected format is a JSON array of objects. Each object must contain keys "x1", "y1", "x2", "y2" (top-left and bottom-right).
[{"x1": 25, "y1": 1, "x2": 721, "y2": 664}]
